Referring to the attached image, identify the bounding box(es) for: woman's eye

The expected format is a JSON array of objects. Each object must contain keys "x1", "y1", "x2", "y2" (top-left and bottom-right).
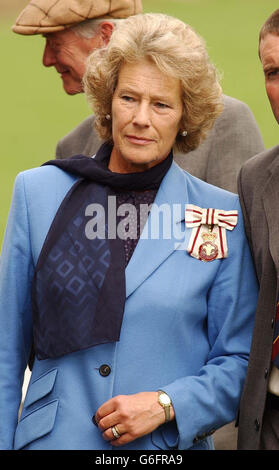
[
  {"x1": 121, "y1": 95, "x2": 134, "y2": 102},
  {"x1": 155, "y1": 102, "x2": 169, "y2": 109}
]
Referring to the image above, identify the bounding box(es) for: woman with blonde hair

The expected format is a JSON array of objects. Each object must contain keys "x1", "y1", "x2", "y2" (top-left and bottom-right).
[{"x1": 0, "y1": 13, "x2": 257, "y2": 450}]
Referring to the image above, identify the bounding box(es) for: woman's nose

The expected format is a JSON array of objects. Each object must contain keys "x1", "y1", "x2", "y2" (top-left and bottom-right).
[{"x1": 132, "y1": 102, "x2": 151, "y2": 127}]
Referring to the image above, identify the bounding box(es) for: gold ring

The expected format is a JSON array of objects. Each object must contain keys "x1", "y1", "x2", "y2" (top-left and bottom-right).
[{"x1": 111, "y1": 425, "x2": 121, "y2": 439}]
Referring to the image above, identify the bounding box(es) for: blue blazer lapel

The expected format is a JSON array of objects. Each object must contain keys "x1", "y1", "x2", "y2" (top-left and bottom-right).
[{"x1": 125, "y1": 162, "x2": 189, "y2": 298}]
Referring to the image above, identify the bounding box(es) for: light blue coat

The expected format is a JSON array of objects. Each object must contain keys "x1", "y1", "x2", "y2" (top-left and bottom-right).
[{"x1": 0, "y1": 161, "x2": 258, "y2": 450}]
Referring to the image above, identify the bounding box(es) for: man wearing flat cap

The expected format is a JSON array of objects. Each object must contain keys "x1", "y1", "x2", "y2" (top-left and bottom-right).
[{"x1": 12, "y1": 0, "x2": 265, "y2": 194}]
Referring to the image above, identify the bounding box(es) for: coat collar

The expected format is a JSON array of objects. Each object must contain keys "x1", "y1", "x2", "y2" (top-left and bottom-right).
[{"x1": 125, "y1": 162, "x2": 188, "y2": 298}]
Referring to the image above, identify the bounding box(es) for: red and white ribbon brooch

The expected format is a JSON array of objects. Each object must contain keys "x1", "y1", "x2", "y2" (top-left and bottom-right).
[{"x1": 185, "y1": 204, "x2": 238, "y2": 261}]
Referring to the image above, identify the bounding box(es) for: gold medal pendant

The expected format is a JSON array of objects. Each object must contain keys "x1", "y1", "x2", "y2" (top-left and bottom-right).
[
  {"x1": 199, "y1": 231, "x2": 219, "y2": 262},
  {"x1": 185, "y1": 204, "x2": 238, "y2": 262}
]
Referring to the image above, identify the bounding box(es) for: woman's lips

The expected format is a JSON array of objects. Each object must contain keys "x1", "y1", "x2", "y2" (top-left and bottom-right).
[{"x1": 125, "y1": 135, "x2": 155, "y2": 145}]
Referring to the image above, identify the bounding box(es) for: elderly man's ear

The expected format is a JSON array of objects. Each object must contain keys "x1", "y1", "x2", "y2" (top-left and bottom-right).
[{"x1": 99, "y1": 21, "x2": 115, "y2": 45}]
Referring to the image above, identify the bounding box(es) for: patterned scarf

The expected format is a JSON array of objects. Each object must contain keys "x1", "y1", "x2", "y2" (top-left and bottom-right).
[{"x1": 31, "y1": 142, "x2": 172, "y2": 360}]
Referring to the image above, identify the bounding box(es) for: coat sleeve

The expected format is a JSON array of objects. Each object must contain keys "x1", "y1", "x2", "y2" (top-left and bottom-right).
[
  {"x1": 0, "y1": 173, "x2": 34, "y2": 449},
  {"x1": 174, "y1": 96, "x2": 265, "y2": 193},
  {"x1": 205, "y1": 97, "x2": 265, "y2": 193},
  {"x1": 161, "y1": 198, "x2": 259, "y2": 449},
  {"x1": 55, "y1": 116, "x2": 102, "y2": 159}
]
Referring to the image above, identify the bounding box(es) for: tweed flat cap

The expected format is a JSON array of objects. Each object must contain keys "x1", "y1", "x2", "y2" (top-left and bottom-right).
[{"x1": 12, "y1": 0, "x2": 142, "y2": 35}]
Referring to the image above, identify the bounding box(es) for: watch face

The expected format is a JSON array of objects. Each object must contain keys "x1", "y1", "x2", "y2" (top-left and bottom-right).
[{"x1": 160, "y1": 394, "x2": 171, "y2": 405}]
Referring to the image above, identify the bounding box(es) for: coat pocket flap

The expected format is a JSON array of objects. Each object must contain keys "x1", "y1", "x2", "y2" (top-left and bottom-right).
[
  {"x1": 14, "y1": 400, "x2": 58, "y2": 450},
  {"x1": 24, "y1": 369, "x2": 58, "y2": 408}
]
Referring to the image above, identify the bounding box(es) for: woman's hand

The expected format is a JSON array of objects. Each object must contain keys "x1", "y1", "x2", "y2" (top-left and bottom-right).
[{"x1": 94, "y1": 391, "x2": 174, "y2": 447}]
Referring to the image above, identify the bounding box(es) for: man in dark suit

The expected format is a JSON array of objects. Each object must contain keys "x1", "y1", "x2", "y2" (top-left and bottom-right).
[
  {"x1": 12, "y1": 0, "x2": 265, "y2": 194},
  {"x1": 237, "y1": 9, "x2": 279, "y2": 450}
]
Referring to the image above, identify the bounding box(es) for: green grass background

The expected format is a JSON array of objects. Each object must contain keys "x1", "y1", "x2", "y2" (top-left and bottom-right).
[{"x1": 1, "y1": 0, "x2": 279, "y2": 245}]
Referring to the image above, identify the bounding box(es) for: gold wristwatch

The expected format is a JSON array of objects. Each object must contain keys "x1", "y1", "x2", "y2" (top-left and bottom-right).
[{"x1": 157, "y1": 390, "x2": 172, "y2": 422}]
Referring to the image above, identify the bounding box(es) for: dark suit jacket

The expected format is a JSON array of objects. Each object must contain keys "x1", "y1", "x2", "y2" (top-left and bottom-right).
[
  {"x1": 56, "y1": 95, "x2": 265, "y2": 193},
  {"x1": 237, "y1": 145, "x2": 279, "y2": 449}
]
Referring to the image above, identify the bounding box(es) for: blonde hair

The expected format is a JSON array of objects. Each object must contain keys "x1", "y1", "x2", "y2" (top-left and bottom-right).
[{"x1": 83, "y1": 13, "x2": 223, "y2": 154}]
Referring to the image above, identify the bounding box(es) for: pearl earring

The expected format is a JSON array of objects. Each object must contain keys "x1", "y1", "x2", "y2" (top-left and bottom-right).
[
  {"x1": 181, "y1": 130, "x2": 188, "y2": 137},
  {"x1": 105, "y1": 114, "x2": 111, "y2": 120}
]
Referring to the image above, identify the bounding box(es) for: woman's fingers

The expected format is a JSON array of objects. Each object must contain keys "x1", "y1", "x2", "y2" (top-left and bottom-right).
[
  {"x1": 97, "y1": 410, "x2": 120, "y2": 432},
  {"x1": 95, "y1": 396, "x2": 119, "y2": 423},
  {"x1": 102, "y1": 423, "x2": 124, "y2": 442},
  {"x1": 94, "y1": 392, "x2": 167, "y2": 446}
]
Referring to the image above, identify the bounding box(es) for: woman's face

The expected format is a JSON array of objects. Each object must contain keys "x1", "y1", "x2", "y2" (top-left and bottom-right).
[{"x1": 109, "y1": 59, "x2": 183, "y2": 173}]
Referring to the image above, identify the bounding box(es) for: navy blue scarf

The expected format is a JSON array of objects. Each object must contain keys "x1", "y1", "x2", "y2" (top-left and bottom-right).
[{"x1": 31, "y1": 142, "x2": 173, "y2": 360}]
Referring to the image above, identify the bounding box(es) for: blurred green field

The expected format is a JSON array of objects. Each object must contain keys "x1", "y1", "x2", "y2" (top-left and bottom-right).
[{"x1": 1, "y1": 0, "x2": 279, "y2": 245}]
